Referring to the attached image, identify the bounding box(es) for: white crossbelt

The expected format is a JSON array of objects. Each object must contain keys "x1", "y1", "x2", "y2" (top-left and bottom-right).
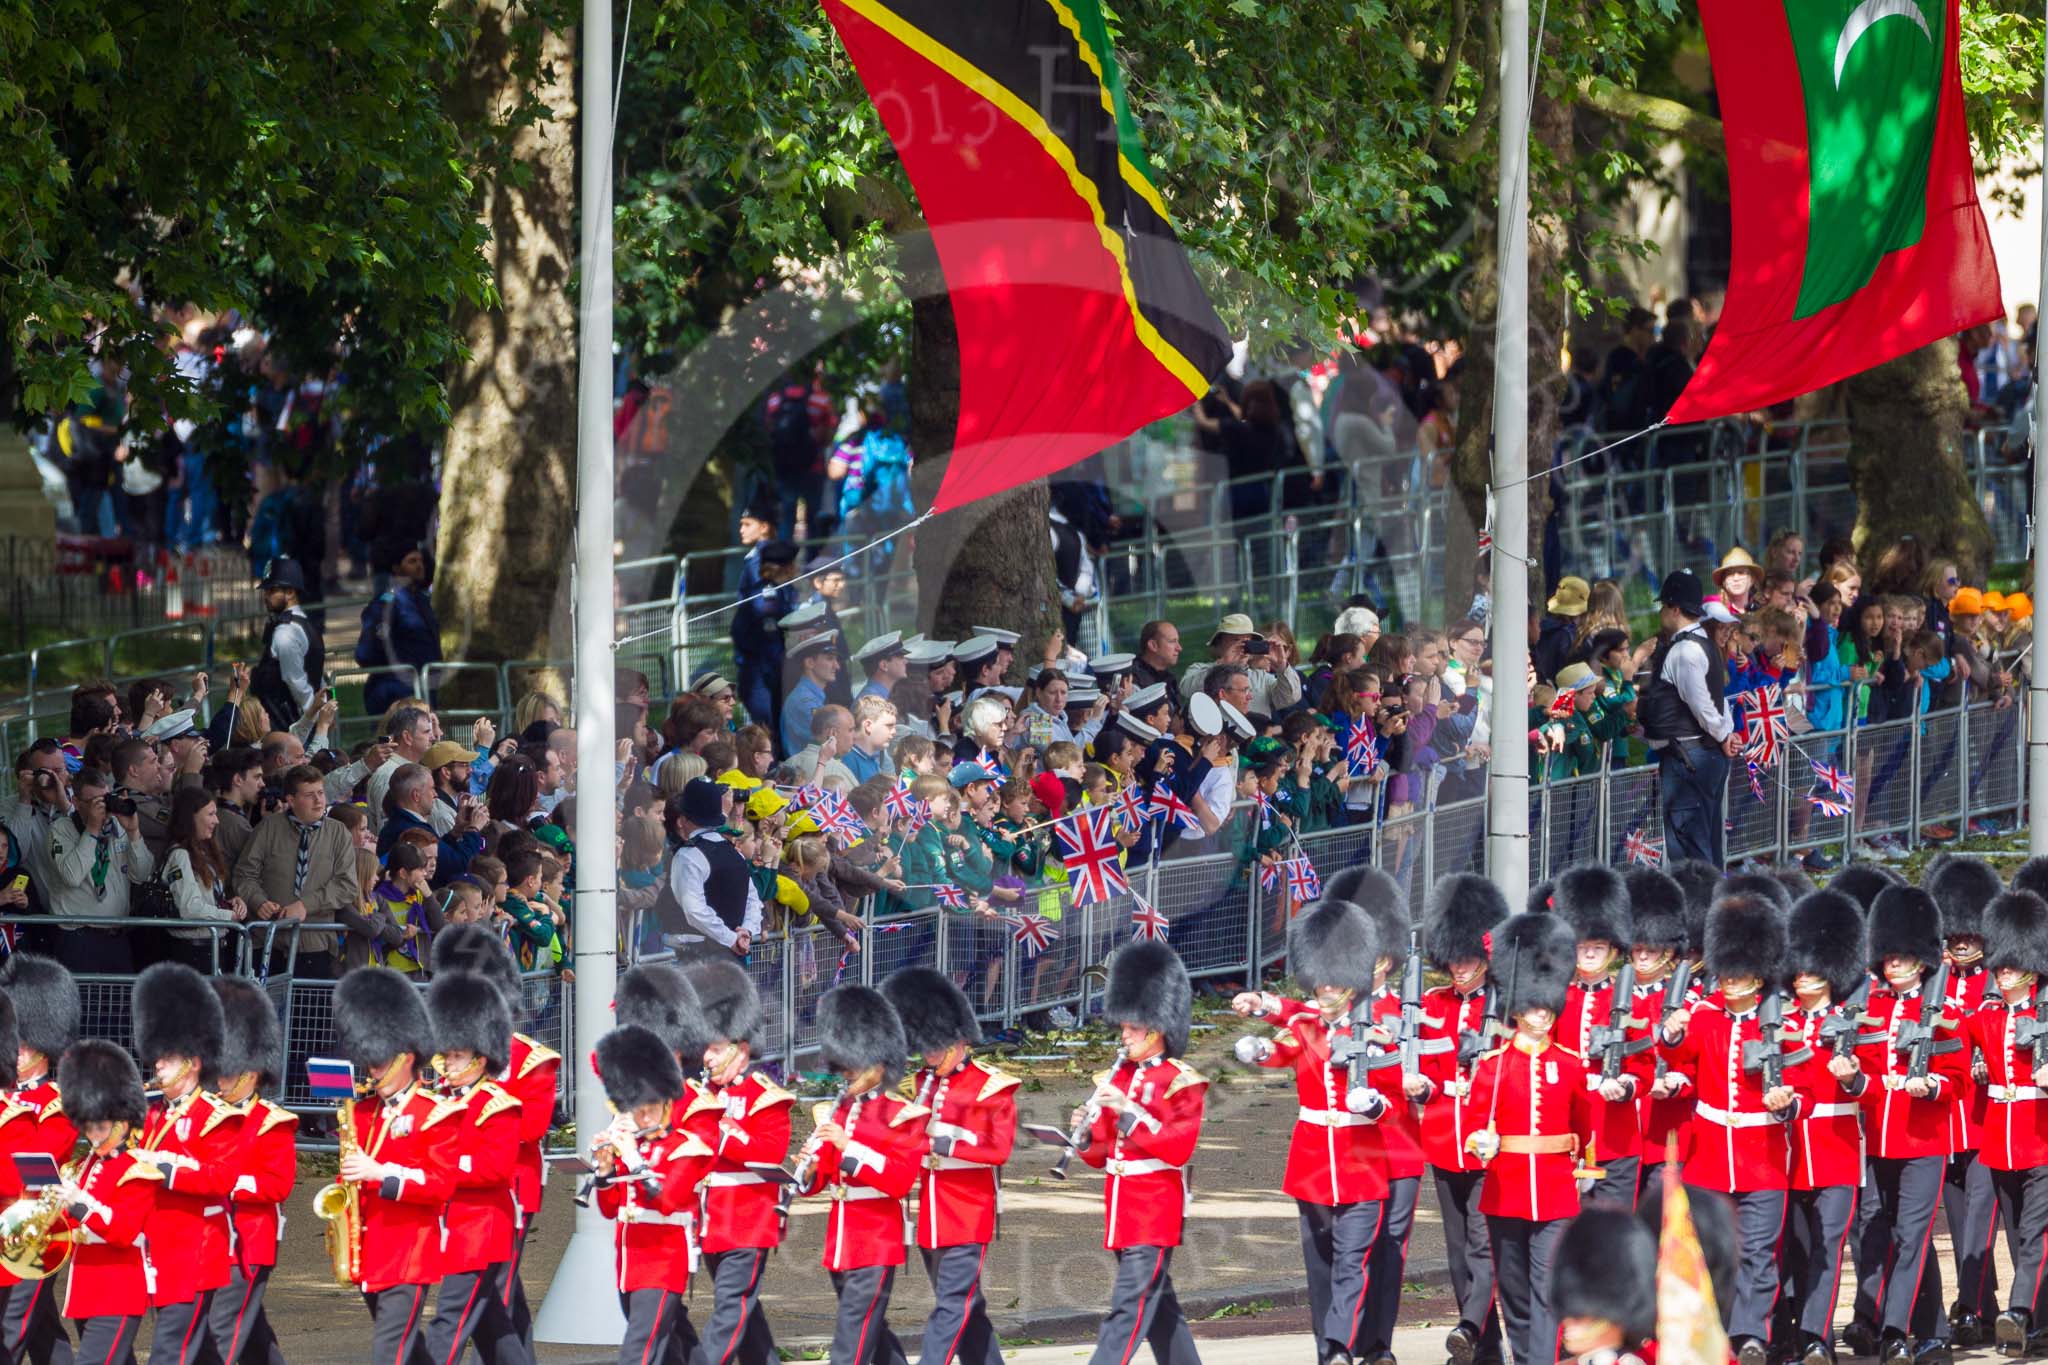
[
  {"x1": 1693, "y1": 1102, "x2": 1782, "y2": 1129},
  {"x1": 1804, "y1": 1102, "x2": 1860, "y2": 1119},
  {"x1": 1105, "y1": 1158, "x2": 1177, "y2": 1177},
  {"x1": 702, "y1": 1170, "x2": 772, "y2": 1187},
  {"x1": 828, "y1": 1185, "x2": 890, "y2": 1202},
  {"x1": 1297, "y1": 1106, "x2": 1375, "y2": 1129},
  {"x1": 1989, "y1": 1085, "x2": 2044, "y2": 1102}
]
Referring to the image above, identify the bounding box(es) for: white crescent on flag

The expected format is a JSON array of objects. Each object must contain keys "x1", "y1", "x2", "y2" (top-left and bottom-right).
[{"x1": 1833, "y1": 0, "x2": 1932, "y2": 87}]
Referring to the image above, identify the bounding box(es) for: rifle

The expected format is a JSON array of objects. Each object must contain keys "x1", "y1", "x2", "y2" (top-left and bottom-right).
[
  {"x1": 1589, "y1": 961, "x2": 1656, "y2": 1082},
  {"x1": 1458, "y1": 975, "x2": 1510, "y2": 1073},
  {"x1": 1897, "y1": 959, "x2": 1962, "y2": 1081},
  {"x1": 1353, "y1": 928, "x2": 1454, "y2": 1076},
  {"x1": 1653, "y1": 958, "x2": 1695, "y2": 1081},
  {"x1": 1819, "y1": 976, "x2": 1875, "y2": 1058},
  {"x1": 1740, "y1": 990, "x2": 1812, "y2": 1107},
  {"x1": 2014, "y1": 986, "x2": 2048, "y2": 1076}
]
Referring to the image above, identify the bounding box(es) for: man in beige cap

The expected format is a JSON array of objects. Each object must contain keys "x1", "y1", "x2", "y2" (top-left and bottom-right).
[
  {"x1": 422, "y1": 739, "x2": 477, "y2": 834},
  {"x1": 1180, "y1": 612, "x2": 1302, "y2": 717},
  {"x1": 1534, "y1": 577, "x2": 1589, "y2": 683}
]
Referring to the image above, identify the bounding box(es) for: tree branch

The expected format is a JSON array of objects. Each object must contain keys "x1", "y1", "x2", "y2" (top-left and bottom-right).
[{"x1": 1574, "y1": 81, "x2": 1724, "y2": 152}]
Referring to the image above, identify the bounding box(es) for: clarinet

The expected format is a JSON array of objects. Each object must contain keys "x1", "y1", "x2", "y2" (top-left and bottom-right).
[
  {"x1": 1051, "y1": 1046, "x2": 1128, "y2": 1181},
  {"x1": 776, "y1": 1089, "x2": 846, "y2": 1233}
]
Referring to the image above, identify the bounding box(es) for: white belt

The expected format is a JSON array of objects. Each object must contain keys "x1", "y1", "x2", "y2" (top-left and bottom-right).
[
  {"x1": 828, "y1": 1185, "x2": 890, "y2": 1202},
  {"x1": 1297, "y1": 1106, "x2": 1374, "y2": 1129},
  {"x1": 201, "y1": 1205, "x2": 224, "y2": 1217},
  {"x1": 924, "y1": 1155, "x2": 985, "y2": 1172},
  {"x1": 1805, "y1": 1102, "x2": 1860, "y2": 1119},
  {"x1": 1694, "y1": 1102, "x2": 1782, "y2": 1129},
  {"x1": 1990, "y1": 1085, "x2": 2044, "y2": 1103},
  {"x1": 1880, "y1": 1075, "x2": 1932, "y2": 1092},
  {"x1": 1106, "y1": 1158, "x2": 1178, "y2": 1177},
  {"x1": 620, "y1": 1208, "x2": 692, "y2": 1227},
  {"x1": 928, "y1": 1120, "x2": 976, "y2": 1145},
  {"x1": 703, "y1": 1171, "x2": 771, "y2": 1187}
]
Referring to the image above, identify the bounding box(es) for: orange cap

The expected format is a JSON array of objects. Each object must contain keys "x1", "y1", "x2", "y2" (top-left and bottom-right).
[
  {"x1": 2007, "y1": 593, "x2": 2034, "y2": 621},
  {"x1": 1949, "y1": 586, "x2": 1985, "y2": 615},
  {"x1": 1982, "y1": 590, "x2": 2008, "y2": 611}
]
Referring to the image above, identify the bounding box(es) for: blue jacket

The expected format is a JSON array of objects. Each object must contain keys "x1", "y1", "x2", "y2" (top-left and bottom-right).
[
  {"x1": 375, "y1": 806, "x2": 484, "y2": 888},
  {"x1": 730, "y1": 549, "x2": 792, "y2": 674},
  {"x1": 1805, "y1": 623, "x2": 1850, "y2": 733},
  {"x1": 356, "y1": 584, "x2": 442, "y2": 715}
]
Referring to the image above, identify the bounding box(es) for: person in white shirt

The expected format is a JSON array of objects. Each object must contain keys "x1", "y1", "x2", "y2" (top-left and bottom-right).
[
  {"x1": 161, "y1": 786, "x2": 249, "y2": 970},
  {"x1": 44, "y1": 767, "x2": 155, "y2": 974},
  {"x1": 663, "y1": 779, "x2": 761, "y2": 959}
]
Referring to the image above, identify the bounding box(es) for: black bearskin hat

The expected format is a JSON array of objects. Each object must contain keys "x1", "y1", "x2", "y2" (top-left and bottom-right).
[
  {"x1": 58, "y1": 1040, "x2": 146, "y2": 1129},
  {"x1": 429, "y1": 972, "x2": 513, "y2": 1076},
  {"x1": 1669, "y1": 859, "x2": 1720, "y2": 924},
  {"x1": 1706, "y1": 893, "x2": 1785, "y2": 984},
  {"x1": 1985, "y1": 890, "x2": 2048, "y2": 978},
  {"x1": 1493, "y1": 913, "x2": 1577, "y2": 1019},
  {"x1": 430, "y1": 923, "x2": 521, "y2": 1009},
  {"x1": 0, "y1": 994, "x2": 20, "y2": 1092},
  {"x1": 1637, "y1": 1182, "x2": 1740, "y2": 1332},
  {"x1": 1103, "y1": 940, "x2": 1193, "y2": 1059},
  {"x1": 1424, "y1": 874, "x2": 1509, "y2": 970},
  {"x1": 1716, "y1": 870, "x2": 1793, "y2": 911},
  {"x1": 816, "y1": 985, "x2": 908, "y2": 1086},
  {"x1": 595, "y1": 1025, "x2": 685, "y2": 1114},
  {"x1": 1625, "y1": 866, "x2": 1690, "y2": 953},
  {"x1": 1923, "y1": 854, "x2": 2001, "y2": 941},
  {"x1": 1829, "y1": 862, "x2": 1901, "y2": 912},
  {"x1": 211, "y1": 978, "x2": 283, "y2": 1092},
  {"x1": 133, "y1": 962, "x2": 226, "y2": 1079},
  {"x1": 1554, "y1": 1208, "x2": 1658, "y2": 1342},
  {"x1": 1786, "y1": 890, "x2": 1869, "y2": 1000},
  {"x1": 681, "y1": 958, "x2": 764, "y2": 1053},
  {"x1": 882, "y1": 966, "x2": 982, "y2": 1054},
  {"x1": 1548, "y1": 864, "x2": 1634, "y2": 949},
  {"x1": 0, "y1": 954, "x2": 79, "y2": 1060},
  {"x1": 1323, "y1": 865, "x2": 1407, "y2": 926},
  {"x1": 335, "y1": 966, "x2": 433, "y2": 1071},
  {"x1": 1288, "y1": 900, "x2": 1381, "y2": 996},
  {"x1": 615, "y1": 964, "x2": 707, "y2": 1063},
  {"x1": 2013, "y1": 857, "x2": 2048, "y2": 905},
  {"x1": 1867, "y1": 885, "x2": 1944, "y2": 972}
]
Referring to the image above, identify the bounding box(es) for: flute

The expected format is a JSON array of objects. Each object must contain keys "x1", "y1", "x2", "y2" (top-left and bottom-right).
[
  {"x1": 775, "y1": 1091, "x2": 846, "y2": 1233},
  {"x1": 1051, "y1": 1046, "x2": 1128, "y2": 1180}
]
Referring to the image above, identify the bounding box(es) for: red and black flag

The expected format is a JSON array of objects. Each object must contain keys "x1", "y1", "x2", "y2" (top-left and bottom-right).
[{"x1": 822, "y1": 0, "x2": 1233, "y2": 513}]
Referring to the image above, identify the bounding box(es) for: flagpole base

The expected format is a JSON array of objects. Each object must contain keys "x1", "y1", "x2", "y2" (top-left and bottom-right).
[{"x1": 534, "y1": 1217, "x2": 626, "y2": 1345}]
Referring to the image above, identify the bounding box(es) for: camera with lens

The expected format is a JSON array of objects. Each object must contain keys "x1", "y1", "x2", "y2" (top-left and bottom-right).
[
  {"x1": 259, "y1": 784, "x2": 286, "y2": 813},
  {"x1": 104, "y1": 788, "x2": 138, "y2": 817},
  {"x1": 1243, "y1": 638, "x2": 1271, "y2": 656}
]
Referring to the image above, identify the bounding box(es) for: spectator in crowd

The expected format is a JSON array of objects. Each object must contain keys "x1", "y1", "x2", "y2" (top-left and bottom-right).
[
  {"x1": 43, "y1": 766, "x2": 155, "y2": 974},
  {"x1": 780, "y1": 631, "x2": 843, "y2": 758},
  {"x1": 203, "y1": 745, "x2": 265, "y2": 868},
  {"x1": 1595, "y1": 307, "x2": 1656, "y2": 430},
  {"x1": 250, "y1": 558, "x2": 321, "y2": 727},
  {"x1": 852, "y1": 632, "x2": 908, "y2": 704},
  {"x1": 110, "y1": 735, "x2": 181, "y2": 866},
  {"x1": 1182, "y1": 615, "x2": 1303, "y2": 717},
  {"x1": 764, "y1": 367, "x2": 837, "y2": 541},
  {"x1": 788, "y1": 706, "x2": 857, "y2": 788},
  {"x1": 424, "y1": 738, "x2": 476, "y2": 832},
  {"x1": 1710, "y1": 548, "x2": 1761, "y2": 615},
  {"x1": 664, "y1": 779, "x2": 760, "y2": 958},
  {"x1": 1534, "y1": 577, "x2": 1588, "y2": 683},
  {"x1": 161, "y1": 784, "x2": 247, "y2": 971},
  {"x1": 355, "y1": 539, "x2": 443, "y2": 716},
  {"x1": 843, "y1": 696, "x2": 899, "y2": 785},
  {"x1": 366, "y1": 704, "x2": 437, "y2": 822},
  {"x1": 60, "y1": 687, "x2": 122, "y2": 775},
  {"x1": 1641, "y1": 573, "x2": 1738, "y2": 867},
  {"x1": 1191, "y1": 380, "x2": 1301, "y2": 523},
  {"x1": 732, "y1": 539, "x2": 799, "y2": 734},
  {"x1": 1128, "y1": 621, "x2": 1184, "y2": 715},
  {"x1": 231, "y1": 763, "x2": 357, "y2": 978}
]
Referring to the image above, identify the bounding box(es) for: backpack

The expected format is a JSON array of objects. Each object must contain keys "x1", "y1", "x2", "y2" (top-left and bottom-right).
[{"x1": 769, "y1": 387, "x2": 817, "y2": 479}]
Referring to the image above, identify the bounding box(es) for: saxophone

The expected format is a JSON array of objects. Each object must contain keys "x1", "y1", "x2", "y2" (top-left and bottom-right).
[
  {"x1": 0, "y1": 1180, "x2": 75, "y2": 1281},
  {"x1": 313, "y1": 1100, "x2": 363, "y2": 1287}
]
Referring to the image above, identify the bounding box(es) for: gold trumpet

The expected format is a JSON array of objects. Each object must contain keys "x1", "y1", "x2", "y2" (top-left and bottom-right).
[
  {"x1": 313, "y1": 1098, "x2": 364, "y2": 1287},
  {"x1": 0, "y1": 1184, "x2": 76, "y2": 1281}
]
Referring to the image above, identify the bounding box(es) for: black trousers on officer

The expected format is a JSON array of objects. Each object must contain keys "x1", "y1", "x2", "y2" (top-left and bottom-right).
[
  {"x1": 918, "y1": 1244, "x2": 1002, "y2": 1365},
  {"x1": 616, "y1": 1290, "x2": 699, "y2": 1365},
  {"x1": 66, "y1": 1317, "x2": 137, "y2": 1365},
  {"x1": 700, "y1": 1248, "x2": 777, "y2": 1365},
  {"x1": 1089, "y1": 1246, "x2": 1200, "y2": 1365},
  {"x1": 424, "y1": 1263, "x2": 525, "y2": 1365},
  {"x1": 1854, "y1": 1155, "x2": 1950, "y2": 1343},
  {"x1": 1298, "y1": 1199, "x2": 1383, "y2": 1360},
  {"x1": 1851, "y1": 1161, "x2": 1885, "y2": 1329},
  {"x1": 1991, "y1": 1165, "x2": 2048, "y2": 1320},
  {"x1": 153, "y1": 1291, "x2": 218, "y2": 1365},
  {"x1": 495, "y1": 1215, "x2": 535, "y2": 1365},
  {"x1": 1725, "y1": 1190, "x2": 1788, "y2": 1346},
  {"x1": 1488, "y1": 1215, "x2": 1565, "y2": 1365},
  {"x1": 208, "y1": 1265, "x2": 283, "y2": 1365},
  {"x1": 827, "y1": 1266, "x2": 908, "y2": 1365},
  {"x1": 0, "y1": 1276, "x2": 71, "y2": 1365},
  {"x1": 1777, "y1": 1185, "x2": 1859, "y2": 1344},
  {"x1": 1362, "y1": 1176, "x2": 1420, "y2": 1358},
  {"x1": 1432, "y1": 1168, "x2": 1503, "y2": 1363},
  {"x1": 363, "y1": 1284, "x2": 434, "y2": 1365},
  {"x1": 1945, "y1": 1150, "x2": 2000, "y2": 1320},
  {"x1": 1583, "y1": 1155, "x2": 1639, "y2": 1211}
]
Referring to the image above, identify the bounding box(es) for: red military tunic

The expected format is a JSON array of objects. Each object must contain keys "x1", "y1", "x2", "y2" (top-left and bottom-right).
[
  {"x1": 350, "y1": 1083, "x2": 460, "y2": 1293},
  {"x1": 1555, "y1": 974, "x2": 1655, "y2": 1164},
  {"x1": 1963, "y1": 992, "x2": 2048, "y2": 1171},
  {"x1": 1368, "y1": 988, "x2": 1427, "y2": 1181},
  {"x1": 680, "y1": 1070, "x2": 794, "y2": 1254},
  {"x1": 1635, "y1": 974, "x2": 1702, "y2": 1158},
  {"x1": 227, "y1": 1098, "x2": 298, "y2": 1270},
  {"x1": 0, "y1": 1075, "x2": 79, "y2": 1286},
  {"x1": 502, "y1": 1033, "x2": 560, "y2": 1224},
  {"x1": 594, "y1": 1124, "x2": 715, "y2": 1293},
  {"x1": 1466, "y1": 1037, "x2": 1594, "y2": 1223},
  {"x1": 58, "y1": 1147, "x2": 161, "y2": 1320},
  {"x1": 1785, "y1": 1005, "x2": 1866, "y2": 1190},
  {"x1": 1945, "y1": 967, "x2": 1993, "y2": 1155},
  {"x1": 804, "y1": 1090, "x2": 928, "y2": 1272},
  {"x1": 1661, "y1": 994, "x2": 1801, "y2": 1193},
  {"x1": 1077, "y1": 1055, "x2": 1207, "y2": 1250},
  {"x1": 1856, "y1": 985, "x2": 1969, "y2": 1160},
  {"x1": 1414, "y1": 985, "x2": 1494, "y2": 1173},
  {"x1": 908, "y1": 1059, "x2": 1017, "y2": 1250},
  {"x1": 437, "y1": 1079, "x2": 521, "y2": 1274},
  {"x1": 134, "y1": 1088, "x2": 244, "y2": 1305},
  {"x1": 1254, "y1": 997, "x2": 1390, "y2": 1206}
]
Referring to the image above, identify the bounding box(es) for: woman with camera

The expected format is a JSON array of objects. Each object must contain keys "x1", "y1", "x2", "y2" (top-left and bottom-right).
[{"x1": 162, "y1": 784, "x2": 249, "y2": 971}]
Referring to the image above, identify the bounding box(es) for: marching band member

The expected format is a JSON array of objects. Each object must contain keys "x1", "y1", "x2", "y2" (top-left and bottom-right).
[
  {"x1": 333, "y1": 965, "x2": 459, "y2": 1365},
  {"x1": 797, "y1": 984, "x2": 928, "y2": 1365},
  {"x1": 1072, "y1": 941, "x2": 1207, "y2": 1365},
  {"x1": 1925, "y1": 854, "x2": 2002, "y2": 1345},
  {"x1": 1546, "y1": 865, "x2": 1655, "y2": 1206},
  {"x1": 0, "y1": 954, "x2": 78, "y2": 1365},
  {"x1": 1623, "y1": 864, "x2": 1703, "y2": 1201},
  {"x1": 1844, "y1": 885, "x2": 1969, "y2": 1365},
  {"x1": 208, "y1": 977, "x2": 296, "y2": 1365},
  {"x1": 131, "y1": 961, "x2": 245, "y2": 1365},
  {"x1": 1462, "y1": 912, "x2": 1592, "y2": 1365},
  {"x1": 1233, "y1": 889, "x2": 1389, "y2": 1365},
  {"x1": 881, "y1": 966, "x2": 1017, "y2": 1365},
  {"x1": 420, "y1": 972, "x2": 528, "y2": 1365},
  {"x1": 589, "y1": 1024, "x2": 716, "y2": 1365},
  {"x1": 1658, "y1": 893, "x2": 1802, "y2": 1365},
  {"x1": 1553, "y1": 1208, "x2": 1657, "y2": 1365},
  {"x1": 1410, "y1": 874, "x2": 1509, "y2": 1365},
  {"x1": 1964, "y1": 890, "x2": 2048, "y2": 1356},
  {"x1": 51, "y1": 1040, "x2": 159, "y2": 1365},
  {"x1": 1353, "y1": 870, "x2": 1427, "y2": 1365},
  {"x1": 1774, "y1": 890, "x2": 1871, "y2": 1365},
  {"x1": 430, "y1": 924, "x2": 561, "y2": 1357}
]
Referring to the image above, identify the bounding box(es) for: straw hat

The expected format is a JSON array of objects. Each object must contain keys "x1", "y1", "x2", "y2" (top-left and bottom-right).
[
  {"x1": 1545, "y1": 577, "x2": 1590, "y2": 617},
  {"x1": 1712, "y1": 547, "x2": 1762, "y2": 587}
]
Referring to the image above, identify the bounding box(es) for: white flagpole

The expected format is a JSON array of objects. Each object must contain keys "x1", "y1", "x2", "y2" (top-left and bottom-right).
[
  {"x1": 1487, "y1": 0, "x2": 1532, "y2": 903},
  {"x1": 2030, "y1": 18, "x2": 2048, "y2": 855},
  {"x1": 534, "y1": 0, "x2": 623, "y2": 1341}
]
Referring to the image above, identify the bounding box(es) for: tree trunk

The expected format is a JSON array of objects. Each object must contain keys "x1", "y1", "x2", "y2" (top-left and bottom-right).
[
  {"x1": 434, "y1": 3, "x2": 579, "y2": 698},
  {"x1": 1842, "y1": 338, "x2": 1992, "y2": 579}
]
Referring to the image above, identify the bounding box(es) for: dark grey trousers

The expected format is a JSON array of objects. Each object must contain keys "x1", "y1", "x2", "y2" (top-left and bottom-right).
[
  {"x1": 700, "y1": 1248, "x2": 777, "y2": 1365},
  {"x1": 424, "y1": 1264, "x2": 526, "y2": 1365},
  {"x1": 151, "y1": 1292, "x2": 217, "y2": 1365},
  {"x1": 1726, "y1": 1189, "x2": 1787, "y2": 1344},
  {"x1": 362, "y1": 1285, "x2": 433, "y2": 1365},
  {"x1": 918, "y1": 1244, "x2": 1002, "y2": 1365},
  {"x1": 1778, "y1": 1185, "x2": 1858, "y2": 1343},
  {"x1": 1488, "y1": 1215, "x2": 1565, "y2": 1365},
  {"x1": 1362, "y1": 1176, "x2": 1419, "y2": 1356},
  {"x1": 615, "y1": 1289, "x2": 698, "y2": 1365},
  {"x1": 1990, "y1": 1165, "x2": 2048, "y2": 1319},
  {"x1": 827, "y1": 1266, "x2": 908, "y2": 1365},
  {"x1": 0, "y1": 1276, "x2": 71, "y2": 1365},
  {"x1": 1088, "y1": 1246, "x2": 1201, "y2": 1365},
  {"x1": 1946, "y1": 1150, "x2": 2001, "y2": 1319},
  {"x1": 1853, "y1": 1155, "x2": 1949, "y2": 1342},
  {"x1": 1583, "y1": 1154, "x2": 1640, "y2": 1210},
  {"x1": 67, "y1": 1318, "x2": 137, "y2": 1365},
  {"x1": 208, "y1": 1265, "x2": 283, "y2": 1365},
  {"x1": 1433, "y1": 1168, "x2": 1503, "y2": 1363},
  {"x1": 1298, "y1": 1199, "x2": 1383, "y2": 1359}
]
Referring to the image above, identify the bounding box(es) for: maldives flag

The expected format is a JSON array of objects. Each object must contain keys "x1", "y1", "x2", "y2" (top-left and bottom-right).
[
  {"x1": 822, "y1": 0, "x2": 1233, "y2": 512},
  {"x1": 1668, "y1": 0, "x2": 2001, "y2": 422}
]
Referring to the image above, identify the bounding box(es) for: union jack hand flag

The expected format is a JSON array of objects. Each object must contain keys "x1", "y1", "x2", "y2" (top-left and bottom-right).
[
  {"x1": 1747, "y1": 760, "x2": 1767, "y2": 804},
  {"x1": 1112, "y1": 784, "x2": 1148, "y2": 832},
  {"x1": 1259, "y1": 861, "x2": 1280, "y2": 891},
  {"x1": 1810, "y1": 761, "x2": 1854, "y2": 801},
  {"x1": 973, "y1": 748, "x2": 1005, "y2": 780},
  {"x1": 1008, "y1": 914, "x2": 1059, "y2": 957},
  {"x1": 1737, "y1": 685, "x2": 1789, "y2": 769},
  {"x1": 1055, "y1": 806, "x2": 1131, "y2": 905},
  {"x1": 1344, "y1": 722, "x2": 1381, "y2": 776},
  {"x1": 1146, "y1": 784, "x2": 1202, "y2": 835},
  {"x1": 882, "y1": 781, "x2": 919, "y2": 821},
  {"x1": 790, "y1": 784, "x2": 826, "y2": 811},
  {"x1": 833, "y1": 945, "x2": 856, "y2": 986},
  {"x1": 1285, "y1": 855, "x2": 1321, "y2": 902},
  {"x1": 933, "y1": 884, "x2": 969, "y2": 910},
  {"x1": 1809, "y1": 793, "x2": 1851, "y2": 818},
  {"x1": 815, "y1": 799, "x2": 869, "y2": 848},
  {"x1": 1131, "y1": 895, "x2": 1170, "y2": 943},
  {"x1": 1621, "y1": 827, "x2": 1665, "y2": 867},
  {"x1": 1251, "y1": 789, "x2": 1275, "y2": 829},
  {"x1": 1548, "y1": 690, "x2": 1580, "y2": 718}
]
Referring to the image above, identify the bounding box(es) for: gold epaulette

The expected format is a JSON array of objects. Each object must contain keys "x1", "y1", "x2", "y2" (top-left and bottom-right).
[
  {"x1": 119, "y1": 1160, "x2": 165, "y2": 1186},
  {"x1": 515, "y1": 1035, "x2": 560, "y2": 1077},
  {"x1": 475, "y1": 1082, "x2": 522, "y2": 1125},
  {"x1": 256, "y1": 1100, "x2": 298, "y2": 1137},
  {"x1": 420, "y1": 1097, "x2": 469, "y2": 1132},
  {"x1": 40, "y1": 1095, "x2": 63, "y2": 1121},
  {"x1": 200, "y1": 1097, "x2": 240, "y2": 1137},
  {"x1": 889, "y1": 1101, "x2": 930, "y2": 1128},
  {"x1": 670, "y1": 1130, "x2": 715, "y2": 1159},
  {"x1": 1163, "y1": 1059, "x2": 1207, "y2": 1099},
  {"x1": 750, "y1": 1077, "x2": 796, "y2": 1114},
  {"x1": 681, "y1": 1088, "x2": 725, "y2": 1121},
  {"x1": 977, "y1": 1068, "x2": 1022, "y2": 1101},
  {"x1": 1553, "y1": 1044, "x2": 1585, "y2": 1061}
]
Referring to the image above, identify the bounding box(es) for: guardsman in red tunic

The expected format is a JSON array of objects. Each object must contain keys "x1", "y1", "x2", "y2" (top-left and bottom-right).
[
  {"x1": 1925, "y1": 854, "x2": 2003, "y2": 1345},
  {"x1": 590, "y1": 1024, "x2": 716, "y2": 1365},
  {"x1": 1409, "y1": 873, "x2": 1510, "y2": 1365},
  {"x1": 1841, "y1": 886, "x2": 1970, "y2": 1365},
  {"x1": 795, "y1": 984, "x2": 928, "y2": 1365},
  {"x1": 207, "y1": 977, "x2": 297, "y2": 1365},
  {"x1": 1463, "y1": 912, "x2": 1594, "y2": 1365},
  {"x1": 1965, "y1": 889, "x2": 2048, "y2": 1355},
  {"x1": 1554, "y1": 1208, "x2": 1659, "y2": 1365},
  {"x1": 0, "y1": 953, "x2": 81, "y2": 1365},
  {"x1": 883, "y1": 966, "x2": 1017, "y2": 1365},
  {"x1": 130, "y1": 961, "x2": 246, "y2": 1365},
  {"x1": 1622, "y1": 865, "x2": 1704, "y2": 1202},
  {"x1": 50, "y1": 1040, "x2": 159, "y2": 1365},
  {"x1": 1547, "y1": 865, "x2": 1657, "y2": 1206},
  {"x1": 1659, "y1": 894, "x2": 1803, "y2": 1365},
  {"x1": 334, "y1": 966, "x2": 461, "y2": 1365},
  {"x1": 1354, "y1": 872, "x2": 1432, "y2": 1365},
  {"x1": 430, "y1": 921, "x2": 560, "y2": 1358},
  {"x1": 420, "y1": 972, "x2": 529, "y2": 1365},
  {"x1": 1234, "y1": 892, "x2": 1390, "y2": 1365},
  {"x1": 1771, "y1": 890, "x2": 1873, "y2": 1365}
]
